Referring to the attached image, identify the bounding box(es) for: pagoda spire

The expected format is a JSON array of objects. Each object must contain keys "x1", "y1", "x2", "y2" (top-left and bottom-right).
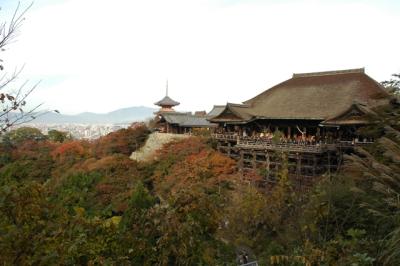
[{"x1": 154, "y1": 79, "x2": 180, "y2": 113}]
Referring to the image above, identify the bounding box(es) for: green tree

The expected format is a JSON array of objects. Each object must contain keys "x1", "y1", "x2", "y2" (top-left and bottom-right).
[
  {"x1": 381, "y1": 73, "x2": 400, "y2": 96},
  {"x1": 3, "y1": 127, "x2": 45, "y2": 145},
  {"x1": 47, "y1": 129, "x2": 71, "y2": 143}
]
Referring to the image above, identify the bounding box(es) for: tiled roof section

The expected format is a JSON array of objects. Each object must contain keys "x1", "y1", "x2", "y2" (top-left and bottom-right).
[
  {"x1": 209, "y1": 103, "x2": 254, "y2": 123},
  {"x1": 161, "y1": 112, "x2": 217, "y2": 127},
  {"x1": 207, "y1": 105, "x2": 226, "y2": 118},
  {"x1": 194, "y1": 111, "x2": 207, "y2": 117},
  {"x1": 243, "y1": 68, "x2": 391, "y2": 121},
  {"x1": 154, "y1": 96, "x2": 180, "y2": 106}
]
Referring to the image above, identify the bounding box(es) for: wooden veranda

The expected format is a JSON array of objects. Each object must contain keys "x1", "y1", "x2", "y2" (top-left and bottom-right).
[{"x1": 212, "y1": 133, "x2": 373, "y2": 187}]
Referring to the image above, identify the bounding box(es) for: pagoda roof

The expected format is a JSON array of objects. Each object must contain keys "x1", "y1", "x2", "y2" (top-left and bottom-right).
[{"x1": 154, "y1": 95, "x2": 180, "y2": 107}]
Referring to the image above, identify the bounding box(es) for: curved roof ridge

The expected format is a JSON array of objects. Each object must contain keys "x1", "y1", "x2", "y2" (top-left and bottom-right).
[
  {"x1": 227, "y1": 102, "x2": 251, "y2": 108},
  {"x1": 293, "y1": 68, "x2": 365, "y2": 78},
  {"x1": 154, "y1": 95, "x2": 180, "y2": 106}
]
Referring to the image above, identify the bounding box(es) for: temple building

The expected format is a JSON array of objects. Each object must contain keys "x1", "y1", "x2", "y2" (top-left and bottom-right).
[
  {"x1": 208, "y1": 68, "x2": 394, "y2": 183},
  {"x1": 209, "y1": 68, "x2": 392, "y2": 141},
  {"x1": 154, "y1": 82, "x2": 217, "y2": 134}
]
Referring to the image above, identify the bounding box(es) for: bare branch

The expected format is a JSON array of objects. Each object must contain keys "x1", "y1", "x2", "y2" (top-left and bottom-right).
[
  {"x1": 0, "y1": 2, "x2": 45, "y2": 134},
  {"x1": 0, "y1": 2, "x2": 33, "y2": 51}
]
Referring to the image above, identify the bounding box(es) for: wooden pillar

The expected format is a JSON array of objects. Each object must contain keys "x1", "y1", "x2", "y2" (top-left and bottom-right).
[
  {"x1": 338, "y1": 129, "x2": 343, "y2": 141},
  {"x1": 252, "y1": 150, "x2": 256, "y2": 170},
  {"x1": 239, "y1": 149, "x2": 244, "y2": 180},
  {"x1": 296, "y1": 152, "x2": 301, "y2": 177},
  {"x1": 288, "y1": 126, "x2": 292, "y2": 139},
  {"x1": 313, "y1": 154, "x2": 317, "y2": 176},
  {"x1": 239, "y1": 149, "x2": 244, "y2": 170},
  {"x1": 327, "y1": 152, "x2": 331, "y2": 176},
  {"x1": 266, "y1": 151, "x2": 270, "y2": 180},
  {"x1": 227, "y1": 142, "x2": 231, "y2": 157}
]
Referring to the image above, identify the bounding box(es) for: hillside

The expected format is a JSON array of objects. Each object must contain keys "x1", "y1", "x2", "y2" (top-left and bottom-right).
[{"x1": 0, "y1": 102, "x2": 400, "y2": 265}]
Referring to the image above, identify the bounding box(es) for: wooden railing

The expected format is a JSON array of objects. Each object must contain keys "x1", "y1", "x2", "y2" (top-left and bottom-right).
[
  {"x1": 212, "y1": 133, "x2": 373, "y2": 153},
  {"x1": 237, "y1": 139, "x2": 326, "y2": 153},
  {"x1": 212, "y1": 133, "x2": 239, "y2": 141}
]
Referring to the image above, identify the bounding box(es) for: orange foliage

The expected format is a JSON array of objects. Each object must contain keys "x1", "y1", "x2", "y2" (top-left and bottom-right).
[
  {"x1": 12, "y1": 140, "x2": 57, "y2": 161},
  {"x1": 93, "y1": 124, "x2": 149, "y2": 157},
  {"x1": 153, "y1": 137, "x2": 239, "y2": 195},
  {"x1": 51, "y1": 140, "x2": 90, "y2": 163}
]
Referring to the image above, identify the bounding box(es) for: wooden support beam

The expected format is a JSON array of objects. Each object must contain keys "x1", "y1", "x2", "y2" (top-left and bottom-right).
[
  {"x1": 313, "y1": 155, "x2": 317, "y2": 176},
  {"x1": 252, "y1": 150, "x2": 257, "y2": 170},
  {"x1": 266, "y1": 151, "x2": 270, "y2": 180},
  {"x1": 296, "y1": 152, "x2": 301, "y2": 177},
  {"x1": 239, "y1": 149, "x2": 244, "y2": 170}
]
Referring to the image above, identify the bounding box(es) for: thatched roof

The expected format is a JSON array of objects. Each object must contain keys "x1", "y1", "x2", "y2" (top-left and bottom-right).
[
  {"x1": 321, "y1": 102, "x2": 376, "y2": 126},
  {"x1": 210, "y1": 68, "x2": 391, "y2": 125}
]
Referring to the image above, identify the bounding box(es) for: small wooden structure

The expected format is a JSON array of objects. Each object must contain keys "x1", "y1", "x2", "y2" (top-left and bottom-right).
[
  {"x1": 154, "y1": 82, "x2": 217, "y2": 133},
  {"x1": 155, "y1": 112, "x2": 217, "y2": 134}
]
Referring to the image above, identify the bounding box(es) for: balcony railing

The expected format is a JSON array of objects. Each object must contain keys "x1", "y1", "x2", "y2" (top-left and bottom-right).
[{"x1": 212, "y1": 133, "x2": 373, "y2": 153}]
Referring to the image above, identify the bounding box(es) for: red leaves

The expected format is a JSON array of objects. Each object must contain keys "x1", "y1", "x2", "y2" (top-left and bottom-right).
[
  {"x1": 51, "y1": 140, "x2": 90, "y2": 164},
  {"x1": 153, "y1": 137, "x2": 238, "y2": 196},
  {"x1": 93, "y1": 124, "x2": 149, "y2": 157}
]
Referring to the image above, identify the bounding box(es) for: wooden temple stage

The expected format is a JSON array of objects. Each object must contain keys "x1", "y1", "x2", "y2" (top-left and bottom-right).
[{"x1": 212, "y1": 133, "x2": 372, "y2": 186}]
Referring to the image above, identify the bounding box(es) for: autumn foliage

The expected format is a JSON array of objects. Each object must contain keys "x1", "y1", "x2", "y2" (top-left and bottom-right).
[
  {"x1": 93, "y1": 123, "x2": 149, "y2": 157},
  {"x1": 51, "y1": 140, "x2": 90, "y2": 162},
  {"x1": 1, "y1": 101, "x2": 400, "y2": 265}
]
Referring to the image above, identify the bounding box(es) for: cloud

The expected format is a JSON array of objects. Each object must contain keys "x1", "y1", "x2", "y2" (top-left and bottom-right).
[{"x1": 2, "y1": 0, "x2": 400, "y2": 114}]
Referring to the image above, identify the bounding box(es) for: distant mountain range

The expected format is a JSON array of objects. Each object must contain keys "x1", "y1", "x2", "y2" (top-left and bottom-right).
[{"x1": 31, "y1": 106, "x2": 157, "y2": 124}]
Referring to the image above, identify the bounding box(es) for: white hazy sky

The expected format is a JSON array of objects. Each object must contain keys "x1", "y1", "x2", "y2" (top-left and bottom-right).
[{"x1": 1, "y1": 0, "x2": 400, "y2": 114}]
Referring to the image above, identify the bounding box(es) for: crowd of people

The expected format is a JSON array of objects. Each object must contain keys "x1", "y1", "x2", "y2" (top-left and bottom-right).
[{"x1": 214, "y1": 128, "x2": 372, "y2": 146}]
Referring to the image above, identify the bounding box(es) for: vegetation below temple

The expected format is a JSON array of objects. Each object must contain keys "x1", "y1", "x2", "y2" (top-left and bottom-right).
[{"x1": 0, "y1": 102, "x2": 400, "y2": 265}]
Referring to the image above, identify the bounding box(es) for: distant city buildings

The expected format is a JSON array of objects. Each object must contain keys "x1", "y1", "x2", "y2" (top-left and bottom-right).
[{"x1": 11, "y1": 123, "x2": 131, "y2": 140}]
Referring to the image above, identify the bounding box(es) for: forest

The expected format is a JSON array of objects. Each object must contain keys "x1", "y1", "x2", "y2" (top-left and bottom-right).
[{"x1": 0, "y1": 97, "x2": 399, "y2": 265}]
